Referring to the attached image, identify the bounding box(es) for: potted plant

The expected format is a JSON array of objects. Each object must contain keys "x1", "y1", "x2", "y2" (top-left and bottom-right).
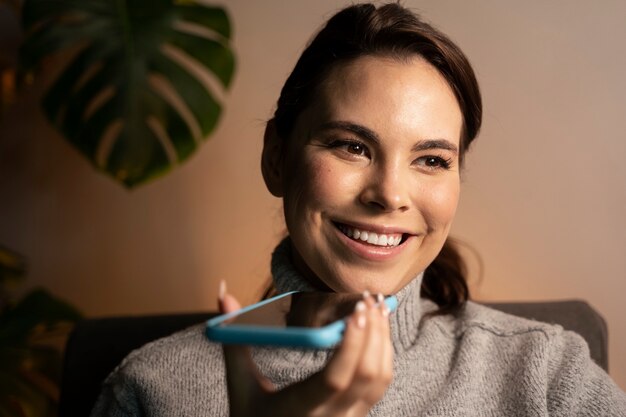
[
  {"x1": 0, "y1": 1, "x2": 236, "y2": 414},
  {"x1": 0, "y1": 245, "x2": 82, "y2": 417}
]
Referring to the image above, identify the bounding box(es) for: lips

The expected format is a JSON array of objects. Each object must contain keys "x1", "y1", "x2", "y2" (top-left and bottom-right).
[{"x1": 334, "y1": 222, "x2": 407, "y2": 247}]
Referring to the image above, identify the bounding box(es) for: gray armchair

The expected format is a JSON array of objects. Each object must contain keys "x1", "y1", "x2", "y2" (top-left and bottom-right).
[{"x1": 58, "y1": 299, "x2": 608, "y2": 417}]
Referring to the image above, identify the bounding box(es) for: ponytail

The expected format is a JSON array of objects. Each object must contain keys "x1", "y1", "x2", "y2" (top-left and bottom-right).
[{"x1": 421, "y1": 238, "x2": 469, "y2": 314}]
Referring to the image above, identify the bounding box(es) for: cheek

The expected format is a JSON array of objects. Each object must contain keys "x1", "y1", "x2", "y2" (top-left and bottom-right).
[
  {"x1": 303, "y1": 158, "x2": 337, "y2": 204},
  {"x1": 418, "y1": 178, "x2": 460, "y2": 230},
  {"x1": 285, "y1": 154, "x2": 360, "y2": 215}
]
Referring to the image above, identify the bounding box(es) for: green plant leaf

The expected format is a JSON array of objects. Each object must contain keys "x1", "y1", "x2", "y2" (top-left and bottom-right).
[
  {"x1": 20, "y1": 0, "x2": 235, "y2": 187},
  {"x1": 0, "y1": 288, "x2": 82, "y2": 343}
]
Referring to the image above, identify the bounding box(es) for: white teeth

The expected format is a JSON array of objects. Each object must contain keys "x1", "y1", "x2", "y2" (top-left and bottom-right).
[{"x1": 338, "y1": 224, "x2": 403, "y2": 247}]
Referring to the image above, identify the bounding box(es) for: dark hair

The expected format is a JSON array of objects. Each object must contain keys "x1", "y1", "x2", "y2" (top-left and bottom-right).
[{"x1": 268, "y1": 3, "x2": 482, "y2": 313}]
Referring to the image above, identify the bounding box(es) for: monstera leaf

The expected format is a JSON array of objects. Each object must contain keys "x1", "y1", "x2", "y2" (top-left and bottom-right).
[{"x1": 20, "y1": 0, "x2": 235, "y2": 187}]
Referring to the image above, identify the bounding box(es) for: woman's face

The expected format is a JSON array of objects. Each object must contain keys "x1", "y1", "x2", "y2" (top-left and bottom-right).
[{"x1": 275, "y1": 56, "x2": 463, "y2": 294}]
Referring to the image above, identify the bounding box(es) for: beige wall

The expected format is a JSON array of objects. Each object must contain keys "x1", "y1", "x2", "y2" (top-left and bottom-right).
[{"x1": 1, "y1": 1, "x2": 624, "y2": 389}]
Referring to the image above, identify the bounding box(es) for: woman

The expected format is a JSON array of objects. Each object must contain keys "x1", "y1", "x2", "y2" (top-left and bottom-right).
[{"x1": 91, "y1": 3, "x2": 626, "y2": 416}]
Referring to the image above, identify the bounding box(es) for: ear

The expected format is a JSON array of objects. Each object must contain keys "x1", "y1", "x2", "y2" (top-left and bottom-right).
[{"x1": 261, "y1": 119, "x2": 284, "y2": 197}]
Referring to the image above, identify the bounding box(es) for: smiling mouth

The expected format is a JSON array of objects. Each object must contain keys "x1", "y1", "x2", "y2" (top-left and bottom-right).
[{"x1": 334, "y1": 222, "x2": 408, "y2": 247}]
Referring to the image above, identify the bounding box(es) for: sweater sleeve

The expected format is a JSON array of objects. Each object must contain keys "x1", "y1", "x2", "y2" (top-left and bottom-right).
[
  {"x1": 546, "y1": 329, "x2": 626, "y2": 416},
  {"x1": 89, "y1": 372, "x2": 140, "y2": 417}
]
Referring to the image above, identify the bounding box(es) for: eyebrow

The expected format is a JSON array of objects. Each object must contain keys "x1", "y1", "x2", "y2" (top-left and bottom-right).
[{"x1": 316, "y1": 120, "x2": 458, "y2": 154}]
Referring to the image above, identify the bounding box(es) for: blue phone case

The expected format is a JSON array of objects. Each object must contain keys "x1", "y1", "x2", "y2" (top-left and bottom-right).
[{"x1": 205, "y1": 291, "x2": 398, "y2": 349}]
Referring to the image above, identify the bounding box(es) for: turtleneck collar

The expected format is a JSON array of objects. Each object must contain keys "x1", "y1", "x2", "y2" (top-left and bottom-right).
[{"x1": 271, "y1": 237, "x2": 432, "y2": 352}]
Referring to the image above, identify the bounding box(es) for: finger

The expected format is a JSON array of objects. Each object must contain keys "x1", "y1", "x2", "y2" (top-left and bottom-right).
[
  {"x1": 363, "y1": 298, "x2": 394, "y2": 407},
  {"x1": 363, "y1": 296, "x2": 393, "y2": 404},
  {"x1": 334, "y1": 295, "x2": 388, "y2": 408},
  {"x1": 379, "y1": 301, "x2": 393, "y2": 386},
  {"x1": 346, "y1": 401, "x2": 372, "y2": 417},
  {"x1": 313, "y1": 295, "x2": 380, "y2": 415},
  {"x1": 218, "y1": 279, "x2": 241, "y2": 313},
  {"x1": 322, "y1": 298, "x2": 369, "y2": 393},
  {"x1": 279, "y1": 299, "x2": 369, "y2": 414},
  {"x1": 371, "y1": 294, "x2": 393, "y2": 383},
  {"x1": 217, "y1": 281, "x2": 270, "y2": 391},
  {"x1": 217, "y1": 281, "x2": 274, "y2": 416}
]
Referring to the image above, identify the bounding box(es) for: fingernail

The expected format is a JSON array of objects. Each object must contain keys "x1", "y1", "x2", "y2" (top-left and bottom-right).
[
  {"x1": 376, "y1": 293, "x2": 384, "y2": 304},
  {"x1": 362, "y1": 290, "x2": 371, "y2": 299},
  {"x1": 218, "y1": 279, "x2": 226, "y2": 301},
  {"x1": 382, "y1": 305, "x2": 390, "y2": 317},
  {"x1": 355, "y1": 301, "x2": 367, "y2": 329}
]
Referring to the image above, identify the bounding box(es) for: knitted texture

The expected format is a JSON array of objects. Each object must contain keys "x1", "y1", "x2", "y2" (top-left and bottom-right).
[{"x1": 91, "y1": 240, "x2": 626, "y2": 416}]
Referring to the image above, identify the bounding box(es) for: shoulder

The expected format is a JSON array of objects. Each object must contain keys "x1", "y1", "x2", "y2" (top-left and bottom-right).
[
  {"x1": 425, "y1": 300, "x2": 595, "y2": 387},
  {"x1": 458, "y1": 300, "x2": 569, "y2": 338},
  {"x1": 91, "y1": 324, "x2": 226, "y2": 416},
  {"x1": 445, "y1": 300, "x2": 591, "y2": 361},
  {"x1": 107, "y1": 323, "x2": 224, "y2": 384},
  {"x1": 428, "y1": 301, "x2": 626, "y2": 415},
  {"x1": 428, "y1": 300, "x2": 575, "y2": 343}
]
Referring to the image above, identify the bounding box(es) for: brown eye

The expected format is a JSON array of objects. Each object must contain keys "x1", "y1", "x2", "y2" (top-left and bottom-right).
[
  {"x1": 327, "y1": 140, "x2": 371, "y2": 158},
  {"x1": 347, "y1": 143, "x2": 366, "y2": 155},
  {"x1": 415, "y1": 155, "x2": 452, "y2": 170},
  {"x1": 425, "y1": 157, "x2": 440, "y2": 167}
]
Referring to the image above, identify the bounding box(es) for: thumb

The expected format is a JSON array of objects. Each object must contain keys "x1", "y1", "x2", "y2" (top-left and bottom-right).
[
  {"x1": 218, "y1": 279, "x2": 242, "y2": 313},
  {"x1": 216, "y1": 280, "x2": 274, "y2": 415}
]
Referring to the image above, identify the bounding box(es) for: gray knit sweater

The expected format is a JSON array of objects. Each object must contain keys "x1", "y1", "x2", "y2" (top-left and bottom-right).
[{"x1": 91, "y1": 241, "x2": 626, "y2": 416}]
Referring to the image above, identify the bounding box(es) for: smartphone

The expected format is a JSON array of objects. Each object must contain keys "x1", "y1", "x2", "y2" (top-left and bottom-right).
[{"x1": 205, "y1": 291, "x2": 398, "y2": 349}]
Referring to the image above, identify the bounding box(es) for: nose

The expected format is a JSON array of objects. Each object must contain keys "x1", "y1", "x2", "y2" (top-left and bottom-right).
[{"x1": 359, "y1": 160, "x2": 411, "y2": 213}]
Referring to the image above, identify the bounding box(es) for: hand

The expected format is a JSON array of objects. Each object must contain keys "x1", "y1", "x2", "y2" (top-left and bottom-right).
[{"x1": 218, "y1": 281, "x2": 393, "y2": 417}]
